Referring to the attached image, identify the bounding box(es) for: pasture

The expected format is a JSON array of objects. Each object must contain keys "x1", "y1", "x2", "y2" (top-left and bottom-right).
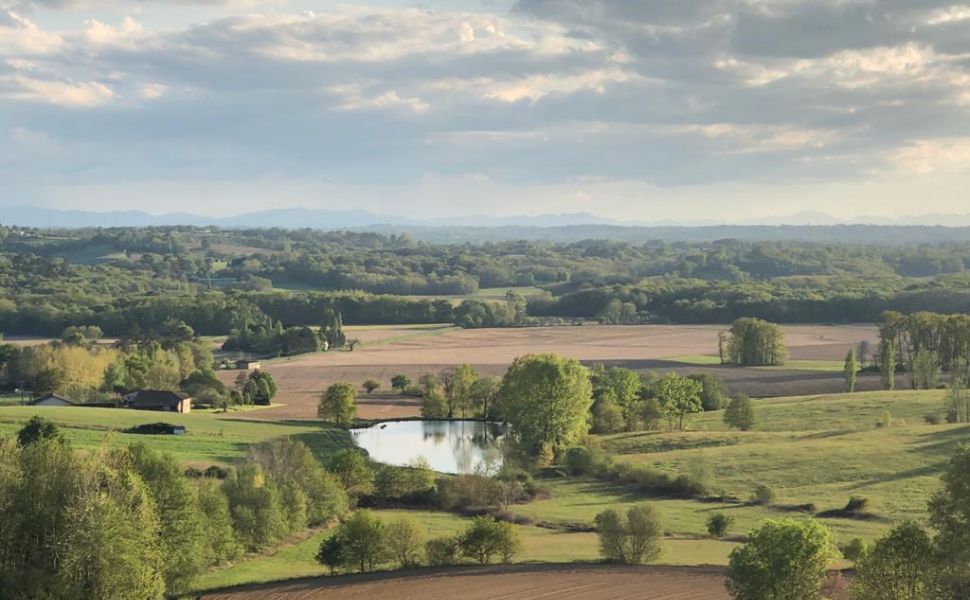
[
  {"x1": 0, "y1": 406, "x2": 352, "y2": 464},
  {"x1": 227, "y1": 324, "x2": 880, "y2": 420}
]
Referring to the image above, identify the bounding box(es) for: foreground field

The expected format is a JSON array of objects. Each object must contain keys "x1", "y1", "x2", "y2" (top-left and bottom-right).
[
  {"x1": 196, "y1": 509, "x2": 737, "y2": 592},
  {"x1": 201, "y1": 564, "x2": 729, "y2": 600},
  {"x1": 229, "y1": 324, "x2": 879, "y2": 420}
]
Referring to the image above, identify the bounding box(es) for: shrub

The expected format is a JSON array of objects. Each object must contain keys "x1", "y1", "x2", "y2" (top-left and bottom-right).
[
  {"x1": 595, "y1": 504, "x2": 664, "y2": 564},
  {"x1": 751, "y1": 484, "x2": 776, "y2": 505},
  {"x1": 425, "y1": 536, "x2": 461, "y2": 566},
  {"x1": 706, "y1": 513, "x2": 734, "y2": 538},
  {"x1": 458, "y1": 516, "x2": 519, "y2": 565},
  {"x1": 925, "y1": 413, "x2": 942, "y2": 425},
  {"x1": 876, "y1": 411, "x2": 893, "y2": 429},
  {"x1": 316, "y1": 535, "x2": 346, "y2": 574},
  {"x1": 841, "y1": 538, "x2": 868, "y2": 562}
]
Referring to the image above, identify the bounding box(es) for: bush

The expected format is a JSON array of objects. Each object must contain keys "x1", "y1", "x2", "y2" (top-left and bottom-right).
[
  {"x1": 925, "y1": 413, "x2": 942, "y2": 425},
  {"x1": 706, "y1": 513, "x2": 734, "y2": 538},
  {"x1": 841, "y1": 537, "x2": 868, "y2": 562},
  {"x1": 425, "y1": 536, "x2": 461, "y2": 566},
  {"x1": 458, "y1": 516, "x2": 520, "y2": 565},
  {"x1": 595, "y1": 504, "x2": 664, "y2": 564},
  {"x1": 751, "y1": 484, "x2": 776, "y2": 505}
]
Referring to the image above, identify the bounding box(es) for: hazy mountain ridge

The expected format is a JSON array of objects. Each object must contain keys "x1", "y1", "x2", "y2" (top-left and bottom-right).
[{"x1": 6, "y1": 206, "x2": 970, "y2": 243}]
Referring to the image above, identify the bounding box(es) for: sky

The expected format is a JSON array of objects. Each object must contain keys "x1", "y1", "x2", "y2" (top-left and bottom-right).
[{"x1": 3, "y1": 0, "x2": 970, "y2": 223}]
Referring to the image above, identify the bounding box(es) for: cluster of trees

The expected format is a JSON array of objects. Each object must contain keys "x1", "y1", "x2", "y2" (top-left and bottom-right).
[
  {"x1": 317, "y1": 513, "x2": 520, "y2": 574},
  {"x1": 722, "y1": 318, "x2": 788, "y2": 366},
  {"x1": 0, "y1": 420, "x2": 348, "y2": 599},
  {"x1": 878, "y1": 311, "x2": 970, "y2": 393},
  {"x1": 223, "y1": 308, "x2": 356, "y2": 357},
  {"x1": 0, "y1": 324, "x2": 278, "y2": 408},
  {"x1": 724, "y1": 446, "x2": 970, "y2": 600}
]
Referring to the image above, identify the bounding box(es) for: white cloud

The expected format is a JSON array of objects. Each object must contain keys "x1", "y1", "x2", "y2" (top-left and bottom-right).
[
  {"x1": 8, "y1": 75, "x2": 114, "y2": 106},
  {"x1": 890, "y1": 138, "x2": 970, "y2": 174}
]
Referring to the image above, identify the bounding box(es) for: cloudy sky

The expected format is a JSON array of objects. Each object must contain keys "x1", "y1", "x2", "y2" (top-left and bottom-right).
[{"x1": 3, "y1": 0, "x2": 970, "y2": 223}]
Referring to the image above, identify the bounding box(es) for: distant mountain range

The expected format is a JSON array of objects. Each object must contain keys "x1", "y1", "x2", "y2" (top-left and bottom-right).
[
  {"x1": 0, "y1": 206, "x2": 624, "y2": 229},
  {"x1": 6, "y1": 206, "x2": 970, "y2": 244}
]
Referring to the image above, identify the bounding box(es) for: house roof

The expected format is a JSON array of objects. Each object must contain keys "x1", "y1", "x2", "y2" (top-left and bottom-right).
[
  {"x1": 31, "y1": 394, "x2": 76, "y2": 405},
  {"x1": 127, "y1": 390, "x2": 190, "y2": 408}
]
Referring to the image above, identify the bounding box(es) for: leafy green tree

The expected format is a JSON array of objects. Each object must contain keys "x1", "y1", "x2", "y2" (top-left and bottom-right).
[
  {"x1": 125, "y1": 444, "x2": 207, "y2": 594},
  {"x1": 470, "y1": 375, "x2": 501, "y2": 419},
  {"x1": 844, "y1": 349, "x2": 858, "y2": 393},
  {"x1": 688, "y1": 374, "x2": 728, "y2": 412},
  {"x1": 724, "y1": 395, "x2": 756, "y2": 431},
  {"x1": 319, "y1": 382, "x2": 358, "y2": 426},
  {"x1": 594, "y1": 504, "x2": 664, "y2": 564},
  {"x1": 850, "y1": 521, "x2": 937, "y2": 600},
  {"x1": 391, "y1": 374, "x2": 412, "y2": 394},
  {"x1": 425, "y1": 536, "x2": 461, "y2": 566},
  {"x1": 442, "y1": 364, "x2": 478, "y2": 418},
  {"x1": 880, "y1": 339, "x2": 896, "y2": 391},
  {"x1": 929, "y1": 447, "x2": 970, "y2": 597},
  {"x1": 498, "y1": 354, "x2": 593, "y2": 457},
  {"x1": 363, "y1": 379, "x2": 380, "y2": 394},
  {"x1": 316, "y1": 535, "x2": 346, "y2": 575},
  {"x1": 222, "y1": 463, "x2": 288, "y2": 552},
  {"x1": 195, "y1": 480, "x2": 242, "y2": 565},
  {"x1": 707, "y1": 513, "x2": 734, "y2": 538},
  {"x1": 338, "y1": 510, "x2": 386, "y2": 573},
  {"x1": 458, "y1": 516, "x2": 518, "y2": 565},
  {"x1": 591, "y1": 389, "x2": 625, "y2": 434},
  {"x1": 59, "y1": 462, "x2": 165, "y2": 600},
  {"x1": 655, "y1": 373, "x2": 703, "y2": 431},
  {"x1": 726, "y1": 519, "x2": 837, "y2": 600},
  {"x1": 727, "y1": 318, "x2": 788, "y2": 366},
  {"x1": 385, "y1": 517, "x2": 426, "y2": 568},
  {"x1": 497, "y1": 521, "x2": 522, "y2": 563},
  {"x1": 593, "y1": 367, "x2": 643, "y2": 429},
  {"x1": 247, "y1": 439, "x2": 348, "y2": 528},
  {"x1": 911, "y1": 349, "x2": 941, "y2": 390},
  {"x1": 326, "y1": 450, "x2": 375, "y2": 499}
]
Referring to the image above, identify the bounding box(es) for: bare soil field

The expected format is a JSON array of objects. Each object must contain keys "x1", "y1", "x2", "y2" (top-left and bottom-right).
[
  {"x1": 218, "y1": 324, "x2": 879, "y2": 420},
  {"x1": 200, "y1": 564, "x2": 729, "y2": 600}
]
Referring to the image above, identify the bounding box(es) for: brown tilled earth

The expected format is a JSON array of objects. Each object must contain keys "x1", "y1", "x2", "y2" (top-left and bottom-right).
[
  {"x1": 200, "y1": 564, "x2": 730, "y2": 600},
  {"x1": 218, "y1": 324, "x2": 880, "y2": 420}
]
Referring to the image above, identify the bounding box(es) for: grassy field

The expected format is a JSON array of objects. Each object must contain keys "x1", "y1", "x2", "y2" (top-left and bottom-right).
[
  {"x1": 0, "y1": 406, "x2": 353, "y2": 464},
  {"x1": 598, "y1": 390, "x2": 963, "y2": 528},
  {"x1": 195, "y1": 509, "x2": 737, "y2": 592}
]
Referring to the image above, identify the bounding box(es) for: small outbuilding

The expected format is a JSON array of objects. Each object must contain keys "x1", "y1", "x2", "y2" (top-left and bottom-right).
[
  {"x1": 30, "y1": 394, "x2": 77, "y2": 407},
  {"x1": 237, "y1": 359, "x2": 262, "y2": 371},
  {"x1": 124, "y1": 390, "x2": 192, "y2": 414}
]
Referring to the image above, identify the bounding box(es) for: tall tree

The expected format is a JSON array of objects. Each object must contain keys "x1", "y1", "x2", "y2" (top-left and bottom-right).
[
  {"x1": 655, "y1": 373, "x2": 703, "y2": 431},
  {"x1": 498, "y1": 354, "x2": 593, "y2": 460},
  {"x1": 929, "y1": 447, "x2": 970, "y2": 597},
  {"x1": 726, "y1": 519, "x2": 837, "y2": 600},
  {"x1": 844, "y1": 349, "x2": 858, "y2": 393},
  {"x1": 319, "y1": 382, "x2": 358, "y2": 426},
  {"x1": 727, "y1": 318, "x2": 788, "y2": 367},
  {"x1": 850, "y1": 521, "x2": 937, "y2": 600},
  {"x1": 880, "y1": 339, "x2": 896, "y2": 391}
]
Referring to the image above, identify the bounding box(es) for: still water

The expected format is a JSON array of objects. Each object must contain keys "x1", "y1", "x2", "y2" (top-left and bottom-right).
[{"x1": 350, "y1": 420, "x2": 508, "y2": 474}]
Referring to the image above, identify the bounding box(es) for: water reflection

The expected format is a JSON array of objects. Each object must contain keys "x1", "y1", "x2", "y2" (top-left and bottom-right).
[{"x1": 350, "y1": 420, "x2": 508, "y2": 474}]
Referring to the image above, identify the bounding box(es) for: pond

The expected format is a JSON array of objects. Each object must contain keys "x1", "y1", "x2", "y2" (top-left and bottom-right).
[{"x1": 350, "y1": 420, "x2": 508, "y2": 474}]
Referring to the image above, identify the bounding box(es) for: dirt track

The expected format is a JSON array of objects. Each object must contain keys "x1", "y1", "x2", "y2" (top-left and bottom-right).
[
  {"x1": 218, "y1": 324, "x2": 879, "y2": 420},
  {"x1": 200, "y1": 564, "x2": 729, "y2": 600}
]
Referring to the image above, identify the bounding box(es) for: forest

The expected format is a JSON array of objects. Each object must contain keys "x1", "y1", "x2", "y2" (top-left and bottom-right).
[{"x1": 2, "y1": 225, "x2": 970, "y2": 336}]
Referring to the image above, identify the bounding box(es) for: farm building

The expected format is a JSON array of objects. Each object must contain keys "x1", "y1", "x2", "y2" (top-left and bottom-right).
[
  {"x1": 237, "y1": 359, "x2": 262, "y2": 371},
  {"x1": 124, "y1": 390, "x2": 192, "y2": 414},
  {"x1": 30, "y1": 394, "x2": 76, "y2": 407}
]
